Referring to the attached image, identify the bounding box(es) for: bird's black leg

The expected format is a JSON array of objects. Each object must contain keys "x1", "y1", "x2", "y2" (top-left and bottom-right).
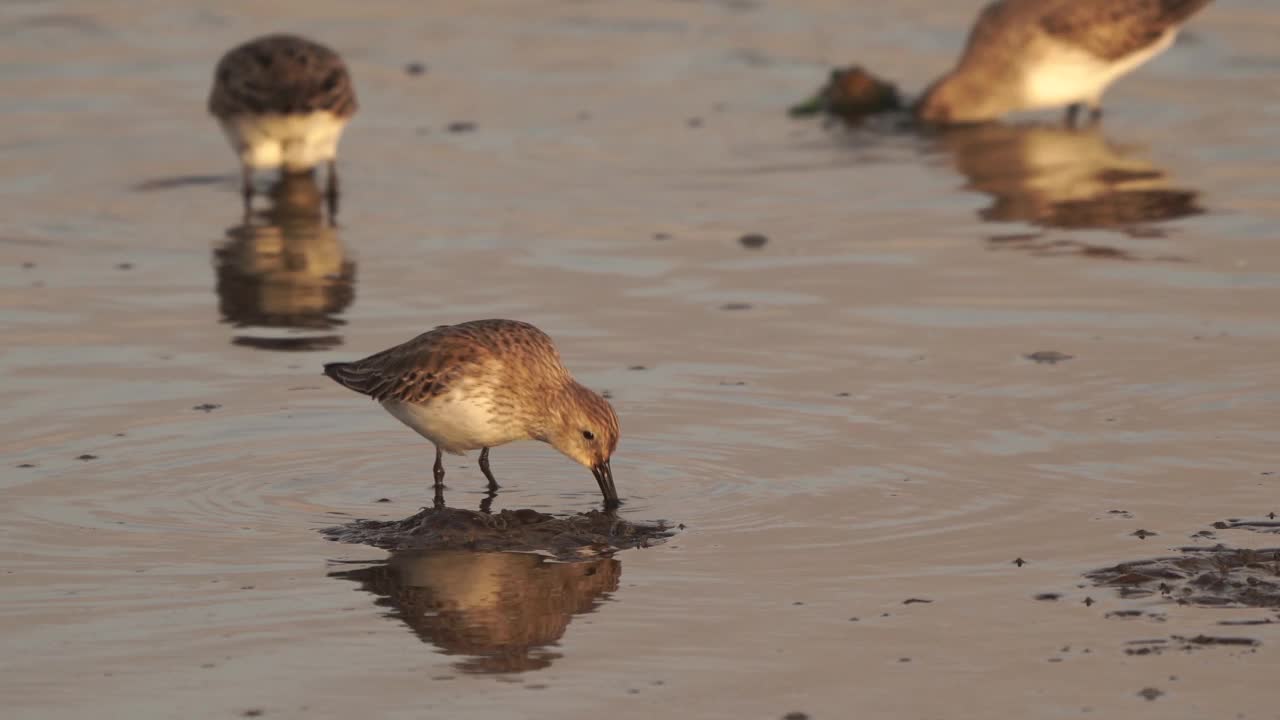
[
  {"x1": 479, "y1": 447, "x2": 500, "y2": 491},
  {"x1": 1065, "y1": 103, "x2": 1082, "y2": 128},
  {"x1": 325, "y1": 160, "x2": 339, "y2": 225},
  {"x1": 1088, "y1": 104, "x2": 1103, "y2": 125},
  {"x1": 240, "y1": 165, "x2": 254, "y2": 215},
  {"x1": 433, "y1": 446, "x2": 445, "y2": 488}
]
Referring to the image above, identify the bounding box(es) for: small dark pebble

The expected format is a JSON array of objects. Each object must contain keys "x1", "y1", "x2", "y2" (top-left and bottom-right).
[
  {"x1": 720, "y1": 302, "x2": 752, "y2": 311},
  {"x1": 792, "y1": 601, "x2": 804, "y2": 606},
  {"x1": 17, "y1": 463, "x2": 36, "y2": 468},
  {"x1": 116, "y1": 262, "x2": 133, "y2": 270},
  {"x1": 782, "y1": 713, "x2": 809, "y2": 720},
  {"x1": 903, "y1": 598, "x2": 932, "y2": 605},
  {"x1": 243, "y1": 711, "x2": 264, "y2": 718},
  {"x1": 376, "y1": 498, "x2": 391, "y2": 503},
  {"x1": 739, "y1": 233, "x2": 768, "y2": 249},
  {"x1": 1137, "y1": 687, "x2": 1163, "y2": 701},
  {"x1": 1083, "y1": 596, "x2": 1095, "y2": 607},
  {"x1": 687, "y1": 117, "x2": 703, "y2": 128},
  {"x1": 1034, "y1": 593, "x2": 1061, "y2": 601},
  {"x1": 898, "y1": 657, "x2": 911, "y2": 663},
  {"x1": 404, "y1": 62, "x2": 427, "y2": 75},
  {"x1": 601, "y1": 390, "x2": 613, "y2": 399},
  {"x1": 653, "y1": 232, "x2": 670, "y2": 240},
  {"x1": 22, "y1": 262, "x2": 36, "y2": 269},
  {"x1": 719, "y1": 381, "x2": 746, "y2": 386},
  {"x1": 628, "y1": 365, "x2": 647, "y2": 371},
  {"x1": 1014, "y1": 557, "x2": 1027, "y2": 567},
  {"x1": 77, "y1": 454, "x2": 98, "y2": 461},
  {"x1": 192, "y1": 403, "x2": 221, "y2": 413},
  {"x1": 835, "y1": 392, "x2": 850, "y2": 397},
  {"x1": 1024, "y1": 351, "x2": 1073, "y2": 364},
  {"x1": 446, "y1": 121, "x2": 477, "y2": 133},
  {"x1": 849, "y1": 616, "x2": 859, "y2": 621},
  {"x1": 1132, "y1": 529, "x2": 1157, "y2": 539}
]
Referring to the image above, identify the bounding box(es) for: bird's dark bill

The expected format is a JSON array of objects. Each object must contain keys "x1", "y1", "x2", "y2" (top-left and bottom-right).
[{"x1": 592, "y1": 461, "x2": 619, "y2": 508}]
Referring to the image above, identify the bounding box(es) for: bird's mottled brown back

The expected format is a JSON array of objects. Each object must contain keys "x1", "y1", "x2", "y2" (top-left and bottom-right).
[
  {"x1": 208, "y1": 34, "x2": 358, "y2": 118},
  {"x1": 323, "y1": 319, "x2": 570, "y2": 406},
  {"x1": 1040, "y1": 0, "x2": 1213, "y2": 61}
]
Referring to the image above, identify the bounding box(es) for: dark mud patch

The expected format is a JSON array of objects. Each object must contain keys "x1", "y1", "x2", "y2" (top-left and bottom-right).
[
  {"x1": 322, "y1": 506, "x2": 674, "y2": 559},
  {"x1": 1124, "y1": 635, "x2": 1260, "y2": 656},
  {"x1": 1213, "y1": 517, "x2": 1280, "y2": 534},
  {"x1": 1086, "y1": 545, "x2": 1280, "y2": 608}
]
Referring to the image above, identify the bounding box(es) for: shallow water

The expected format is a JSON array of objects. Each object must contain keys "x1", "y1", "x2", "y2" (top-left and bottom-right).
[{"x1": 3, "y1": 1, "x2": 1280, "y2": 718}]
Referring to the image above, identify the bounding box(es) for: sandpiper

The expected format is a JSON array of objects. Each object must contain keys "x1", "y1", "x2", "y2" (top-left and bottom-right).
[
  {"x1": 208, "y1": 34, "x2": 358, "y2": 215},
  {"x1": 915, "y1": 0, "x2": 1213, "y2": 125},
  {"x1": 323, "y1": 320, "x2": 621, "y2": 508}
]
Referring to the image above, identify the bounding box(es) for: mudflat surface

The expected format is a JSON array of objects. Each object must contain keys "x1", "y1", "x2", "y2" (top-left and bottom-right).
[{"x1": 3, "y1": 1, "x2": 1280, "y2": 718}]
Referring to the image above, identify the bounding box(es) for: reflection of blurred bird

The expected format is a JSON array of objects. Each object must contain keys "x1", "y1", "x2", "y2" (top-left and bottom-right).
[
  {"x1": 208, "y1": 34, "x2": 357, "y2": 214},
  {"x1": 333, "y1": 550, "x2": 621, "y2": 673},
  {"x1": 931, "y1": 123, "x2": 1200, "y2": 254},
  {"x1": 915, "y1": 0, "x2": 1213, "y2": 124},
  {"x1": 214, "y1": 173, "x2": 356, "y2": 349}
]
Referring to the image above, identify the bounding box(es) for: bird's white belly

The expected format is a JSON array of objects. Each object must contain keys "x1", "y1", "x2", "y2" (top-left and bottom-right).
[
  {"x1": 219, "y1": 112, "x2": 348, "y2": 172},
  {"x1": 381, "y1": 396, "x2": 521, "y2": 455},
  {"x1": 1023, "y1": 29, "x2": 1177, "y2": 108}
]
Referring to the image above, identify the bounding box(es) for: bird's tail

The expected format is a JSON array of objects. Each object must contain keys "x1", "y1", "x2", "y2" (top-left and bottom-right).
[{"x1": 323, "y1": 361, "x2": 367, "y2": 395}]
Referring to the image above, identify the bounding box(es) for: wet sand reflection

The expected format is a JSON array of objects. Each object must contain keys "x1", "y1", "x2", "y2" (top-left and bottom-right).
[
  {"x1": 213, "y1": 172, "x2": 356, "y2": 350},
  {"x1": 332, "y1": 550, "x2": 621, "y2": 673}
]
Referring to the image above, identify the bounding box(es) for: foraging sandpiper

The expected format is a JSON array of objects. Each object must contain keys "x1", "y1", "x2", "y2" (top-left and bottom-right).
[
  {"x1": 323, "y1": 320, "x2": 621, "y2": 508},
  {"x1": 915, "y1": 0, "x2": 1213, "y2": 125},
  {"x1": 208, "y1": 34, "x2": 358, "y2": 215}
]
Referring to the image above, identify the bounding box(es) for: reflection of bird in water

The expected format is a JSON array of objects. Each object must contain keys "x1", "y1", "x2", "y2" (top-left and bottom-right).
[
  {"x1": 214, "y1": 173, "x2": 356, "y2": 350},
  {"x1": 208, "y1": 34, "x2": 357, "y2": 216},
  {"x1": 332, "y1": 550, "x2": 621, "y2": 673},
  {"x1": 929, "y1": 123, "x2": 1201, "y2": 257}
]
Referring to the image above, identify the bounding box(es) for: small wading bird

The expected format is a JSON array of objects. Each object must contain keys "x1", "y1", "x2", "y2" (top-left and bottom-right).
[
  {"x1": 208, "y1": 34, "x2": 357, "y2": 216},
  {"x1": 323, "y1": 320, "x2": 622, "y2": 509},
  {"x1": 914, "y1": 0, "x2": 1214, "y2": 125}
]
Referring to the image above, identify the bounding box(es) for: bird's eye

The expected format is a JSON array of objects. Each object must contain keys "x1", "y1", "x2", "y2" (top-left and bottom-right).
[{"x1": 582, "y1": 430, "x2": 595, "y2": 441}]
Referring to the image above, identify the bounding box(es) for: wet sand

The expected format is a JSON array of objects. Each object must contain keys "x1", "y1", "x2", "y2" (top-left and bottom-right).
[{"x1": 3, "y1": 0, "x2": 1280, "y2": 718}]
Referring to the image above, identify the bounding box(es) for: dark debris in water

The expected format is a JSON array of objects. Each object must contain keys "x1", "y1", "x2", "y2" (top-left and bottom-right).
[
  {"x1": 1086, "y1": 545, "x2": 1280, "y2": 608},
  {"x1": 322, "y1": 506, "x2": 674, "y2": 559},
  {"x1": 1024, "y1": 351, "x2": 1073, "y2": 364},
  {"x1": 788, "y1": 65, "x2": 901, "y2": 120}
]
